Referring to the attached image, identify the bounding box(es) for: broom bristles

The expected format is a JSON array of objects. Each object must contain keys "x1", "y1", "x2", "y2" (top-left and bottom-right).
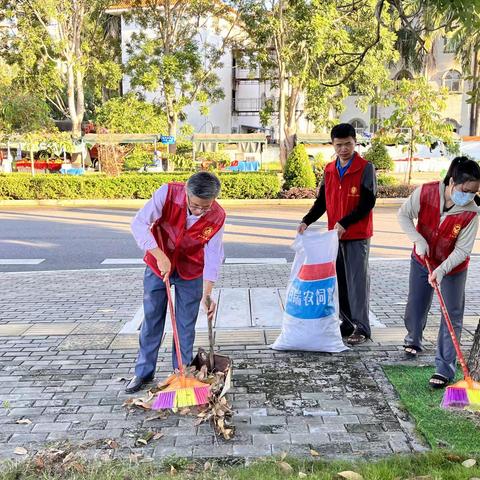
[
  {"x1": 152, "y1": 382, "x2": 211, "y2": 410},
  {"x1": 152, "y1": 390, "x2": 175, "y2": 410},
  {"x1": 466, "y1": 388, "x2": 480, "y2": 409},
  {"x1": 442, "y1": 386, "x2": 469, "y2": 408},
  {"x1": 194, "y1": 385, "x2": 211, "y2": 405}
]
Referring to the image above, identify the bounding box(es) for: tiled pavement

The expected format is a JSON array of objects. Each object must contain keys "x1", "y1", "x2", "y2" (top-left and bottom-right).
[{"x1": 0, "y1": 261, "x2": 479, "y2": 463}]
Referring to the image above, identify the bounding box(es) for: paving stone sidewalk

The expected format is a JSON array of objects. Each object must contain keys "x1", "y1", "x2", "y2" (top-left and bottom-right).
[{"x1": 0, "y1": 261, "x2": 479, "y2": 463}]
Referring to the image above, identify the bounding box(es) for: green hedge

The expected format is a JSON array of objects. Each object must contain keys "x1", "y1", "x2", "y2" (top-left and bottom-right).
[{"x1": 0, "y1": 172, "x2": 281, "y2": 200}]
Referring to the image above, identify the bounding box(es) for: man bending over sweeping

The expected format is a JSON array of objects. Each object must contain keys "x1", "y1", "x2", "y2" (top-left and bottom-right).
[{"x1": 126, "y1": 172, "x2": 225, "y2": 394}]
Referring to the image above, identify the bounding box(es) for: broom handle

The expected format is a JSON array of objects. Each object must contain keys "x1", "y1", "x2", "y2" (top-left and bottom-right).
[
  {"x1": 425, "y1": 258, "x2": 471, "y2": 381},
  {"x1": 165, "y1": 278, "x2": 184, "y2": 376},
  {"x1": 205, "y1": 295, "x2": 215, "y2": 369}
]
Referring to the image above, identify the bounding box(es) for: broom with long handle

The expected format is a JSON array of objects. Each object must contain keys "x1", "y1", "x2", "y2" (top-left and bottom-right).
[
  {"x1": 425, "y1": 258, "x2": 480, "y2": 409},
  {"x1": 152, "y1": 277, "x2": 211, "y2": 410}
]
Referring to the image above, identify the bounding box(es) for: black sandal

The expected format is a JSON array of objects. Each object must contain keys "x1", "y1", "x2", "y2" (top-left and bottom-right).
[
  {"x1": 346, "y1": 333, "x2": 368, "y2": 345},
  {"x1": 403, "y1": 345, "x2": 420, "y2": 358},
  {"x1": 429, "y1": 373, "x2": 449, "y2": 389}
]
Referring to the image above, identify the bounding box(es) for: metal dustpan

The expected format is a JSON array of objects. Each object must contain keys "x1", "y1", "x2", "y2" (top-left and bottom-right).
[{"x1": 190, "y1": 297, "x2": 232, "y2": 397}]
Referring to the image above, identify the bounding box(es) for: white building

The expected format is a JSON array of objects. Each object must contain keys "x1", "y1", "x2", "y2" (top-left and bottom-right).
[{"x1": 110, "y1": 6, "x2": 474, "y2": 142}]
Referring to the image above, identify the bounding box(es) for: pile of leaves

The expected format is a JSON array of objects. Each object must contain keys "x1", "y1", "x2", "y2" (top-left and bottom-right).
[{"x1": 123, "y1": 364, "x2": 235, "y2": 440}]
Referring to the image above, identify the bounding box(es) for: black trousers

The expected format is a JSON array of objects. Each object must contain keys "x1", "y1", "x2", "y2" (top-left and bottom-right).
[{"x1": 336, "y1": 239, "x2": 371, "y2": 338}]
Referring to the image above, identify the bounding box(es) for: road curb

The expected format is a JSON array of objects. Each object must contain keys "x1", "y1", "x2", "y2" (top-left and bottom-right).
[{"x1": 0, "y1": 198, "x2": 406, "y2": 208}]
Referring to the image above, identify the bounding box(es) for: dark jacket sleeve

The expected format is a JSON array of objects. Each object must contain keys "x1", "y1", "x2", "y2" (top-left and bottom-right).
[
  {"x1": 338, "y1": 162, "x2": 377, "y2": 229},
  {"x1": 301, "y1": 182, "x2": 326, "y2": 226}
]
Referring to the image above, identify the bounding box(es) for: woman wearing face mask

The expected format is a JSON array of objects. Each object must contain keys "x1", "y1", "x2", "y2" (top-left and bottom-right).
[{"x1": 398, "y1": 156, "x2": 480, "y2": 388}]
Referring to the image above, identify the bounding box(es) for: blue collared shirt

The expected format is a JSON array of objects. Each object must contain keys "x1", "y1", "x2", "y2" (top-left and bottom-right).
[{"x1": 336, "y1": 154, "x2": 354, "y2": 179}]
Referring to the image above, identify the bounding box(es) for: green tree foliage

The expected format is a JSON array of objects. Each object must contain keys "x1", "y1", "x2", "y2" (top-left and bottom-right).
[
  {"x1": 283, "y1": 144, "x2": 316, "y2": 189},
  {"x1": 236, "y1": 0, "x2": 397, "y2": 166},
  {"x1": 125, "y1": 0, "x2": 241, "y2": 138},
  {"x1": 95, "y1": 94, "x2": 168, "y2": 134},
  {"x1": 364, "y1": 141, "x2": 394, "y2": 171},
  {"x1": 376, "y1": 77, "x2": 455, "y2": 184},
  {"x1": 0, "y1": 0, "x2": 122, "y2": 137}
]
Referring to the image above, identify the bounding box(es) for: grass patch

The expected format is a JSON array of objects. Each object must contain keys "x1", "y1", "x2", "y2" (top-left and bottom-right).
[
  {"x1": 1, "y1": 451, "x2": 480, "y2": 480},
  {"x1": 383, "y1": 365, "x2": 480, "y2": 454}
]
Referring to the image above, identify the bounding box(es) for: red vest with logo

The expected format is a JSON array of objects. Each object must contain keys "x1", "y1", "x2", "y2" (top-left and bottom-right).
[
  {"x1": 143, "y1": 182, "x2": 226, "y2": 280},
  {"x1": 413, "y1": 181, "x2": 476, "y2": 274},
  {"x1": 324, "y1": 152, "x2": 373, "y2": 240}
]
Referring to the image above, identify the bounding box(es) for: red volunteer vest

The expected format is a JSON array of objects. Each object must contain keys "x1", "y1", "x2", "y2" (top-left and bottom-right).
[
  {"x1": 324, "y1": 152, "x2": 373, "y2": 240},
  {"x1": 143, "y1": 182, "x2": 226, "y2": 280},
  {"x1": 413, "y1": 181, "x2": 476, "y2": 274}
]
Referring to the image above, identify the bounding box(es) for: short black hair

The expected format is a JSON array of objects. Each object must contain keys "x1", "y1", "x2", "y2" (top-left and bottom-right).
[
  {"x1": 443, "y1": 156, "x2": 480, "y2": 186},
  {"x1": 186, "y1": 171, "x2": 221, "y2": 199},
  {"x1": 331, "y1": 123, "x2": 356, "y2": 141}
]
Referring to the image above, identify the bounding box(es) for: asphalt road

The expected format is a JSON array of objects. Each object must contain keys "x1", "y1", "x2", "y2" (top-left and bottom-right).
[{"x1": 1, "y1": 204, "x2": 479, "y2": 272}]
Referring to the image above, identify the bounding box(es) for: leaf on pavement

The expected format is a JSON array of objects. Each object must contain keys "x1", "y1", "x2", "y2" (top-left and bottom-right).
[
  {"x1": 337, "y1": 471, "x2": 364, "y2": 480},
  {"x1": 14, "y1": 447, "x2": 28, "y2": 455},
  {"x1": 278, "y1": 461, "x2": 294, "y2": 474}
]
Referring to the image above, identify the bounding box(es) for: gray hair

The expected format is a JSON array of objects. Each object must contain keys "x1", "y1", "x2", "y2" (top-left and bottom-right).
[{"x1": 186, "y1": 172, "x2": 221, "y2": 199}]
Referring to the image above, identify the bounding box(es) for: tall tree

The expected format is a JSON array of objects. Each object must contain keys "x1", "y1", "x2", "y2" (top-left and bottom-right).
[
  {"x1": 237, "y1": 0, "x2": 397, "y2": 166},
  {"x1": 448, "y1": 18, "x2": 480, "y2": 136},
  {"x1": 376, "y1": 77, "x2": 456, "y2": 184},
  {"x1": 125, "y1": 0, "x2": 241, "y2": 143},
  {"x1": 0, "y1": 0, "x2": 122, "y2": 139}
]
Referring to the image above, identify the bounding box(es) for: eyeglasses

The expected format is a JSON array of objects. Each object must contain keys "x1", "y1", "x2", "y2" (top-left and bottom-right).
[{"x1": 187, "y1": 196, "x2": 212, "y2": 213}]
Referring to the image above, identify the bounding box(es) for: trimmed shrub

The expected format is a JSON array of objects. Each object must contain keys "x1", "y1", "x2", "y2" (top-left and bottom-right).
[
  {"x1": 313, "y1": 152, "x2": 327, "y2": 186},
  {"x1": 364, "y1": 142, "x2": 394, "y2": 171},
  {"x1": 378, "y1": 183, "x2": 416, "y2": 198},
  {"x1": 377, "y1": 173, "x2": 398, "y2": 186},
  {"x1": 0, "y1": 172, "x2": 281, "y2": 200},
  {"x1": 284, "y1": 145, "x2": 316, "y2": 189}
]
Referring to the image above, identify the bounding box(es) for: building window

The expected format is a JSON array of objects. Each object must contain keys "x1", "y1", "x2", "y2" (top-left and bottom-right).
[
  {"x1": 443, "y1": 36, "x2": 455, "y2": 54},
  {"x1": 394, "y1": 70, "x2": 413, "y2": 80},
  {"x1": 443, "y1": 70, "x2": 462, "y2": 92},
  {"x1": 349, "y1": 118, "x2": 366, "y2": 135}
]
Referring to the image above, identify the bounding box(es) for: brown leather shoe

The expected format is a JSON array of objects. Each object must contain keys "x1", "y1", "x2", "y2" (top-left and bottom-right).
[{"x1": 125, "y1": 375, "x2": 154, "y2": 394}]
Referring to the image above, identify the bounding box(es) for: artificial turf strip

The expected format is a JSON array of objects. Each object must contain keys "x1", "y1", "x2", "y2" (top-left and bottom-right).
[{"x1": 383, "y1": 365, "x2": 480, "y2": 454}]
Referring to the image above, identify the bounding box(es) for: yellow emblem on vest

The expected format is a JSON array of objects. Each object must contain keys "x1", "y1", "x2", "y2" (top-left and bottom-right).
[
  {"x1": 452, "y1": 224, "x2": 462, "y2": 237},
  {"x1": 350, "y1": 186, "x2": 358, "y2": 195},
  {"x1": 199, "y1": 226, "x2": 214, "y2": 241}
]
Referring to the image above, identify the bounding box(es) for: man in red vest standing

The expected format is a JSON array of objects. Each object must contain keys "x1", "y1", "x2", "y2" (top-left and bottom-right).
[
  {"x1": 126, "y1": 172, "x2": 226, "y2": 393},
  {"x1": 298, "y1": 123, "x2": 377, "y2": 346}
]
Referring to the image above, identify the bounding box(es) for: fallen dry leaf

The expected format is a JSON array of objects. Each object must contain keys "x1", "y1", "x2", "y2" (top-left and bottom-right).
[
  {"x1": 14, "y1": 447, "x2": 28, "y2": 455},
  {"x1": 278, "y1": 461, "x2": 294, "y2": 474},
  {"x1": 337, "y1": 471, "x2": 364, "y2": 480},
  {"x1": 299, "y1": 473, "x2": 308, "y2": 478},
  {"x1": 105, "y1": 439, "x2": 119, "y2": 449},
  {"x1": 170, "y1": 465, "x2": 177, "y2": 476},
  {"x1": 204, "y1": 461, "x2": 212, "y2": 471},
  {"x1": 446, "y1": 453, "x2": 463, "y2": 463},
  {"x1": 152, "y1": 432, "x2": 164, "y2": 440},
  {"x1": 16, "y1": 418, "x2": 32, "y2": 425},
  {"x1": 462, "y1": 459, "x2": 477, "y2": 468},
  {"x1": 310, "y1": 448, "x2": 320, "y2": 457}
]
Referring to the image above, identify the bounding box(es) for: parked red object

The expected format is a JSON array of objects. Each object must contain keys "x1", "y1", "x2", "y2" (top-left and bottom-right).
[{"x1": 16, "y1": 161, "x2": 62, "y2": 172}]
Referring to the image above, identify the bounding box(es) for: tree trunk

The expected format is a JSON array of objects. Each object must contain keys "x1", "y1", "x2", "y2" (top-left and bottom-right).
[
  {"x1": 468, "y1": 320, "x2": 480, "y2": 382},
  {"x1": 407, "y1": 138, "x2": 414, "y2": 185},
  {"x1": 470, "y1": 49, "x2": 478, "y2": 136},
  {"x1": 278, "y1": 75, "x2": 287, "y2": 168}
]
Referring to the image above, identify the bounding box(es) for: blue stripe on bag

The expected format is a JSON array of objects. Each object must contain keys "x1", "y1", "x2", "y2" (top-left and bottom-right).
[{"x1": 285, "y1": 277, "x2": 336, "y2": 320}]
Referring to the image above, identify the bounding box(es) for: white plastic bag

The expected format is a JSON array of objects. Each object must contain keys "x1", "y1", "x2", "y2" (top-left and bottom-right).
[{"x1": 271, "y1": 229, "x2": 348, "y2": 352}]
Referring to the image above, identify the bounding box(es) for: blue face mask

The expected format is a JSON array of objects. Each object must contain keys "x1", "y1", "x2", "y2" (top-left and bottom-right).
[{"x1": 451, "y1": 188, "x2": 475, "y2": 206}]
